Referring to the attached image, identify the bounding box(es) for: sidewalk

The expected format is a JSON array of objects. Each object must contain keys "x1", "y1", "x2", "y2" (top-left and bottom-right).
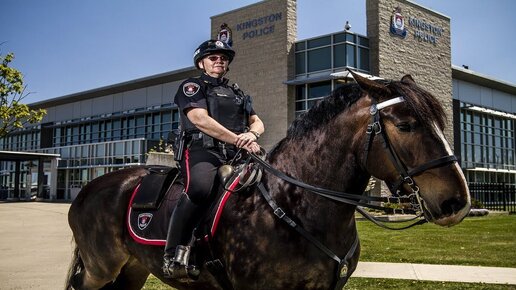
[{"x1": 354, "y1": 261, "x2": 516, "y2": 285}]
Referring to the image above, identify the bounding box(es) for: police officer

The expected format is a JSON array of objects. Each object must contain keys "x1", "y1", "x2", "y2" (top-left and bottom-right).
[{"x1": 163, "y1": 39, "x2": 264, "y2": 278}]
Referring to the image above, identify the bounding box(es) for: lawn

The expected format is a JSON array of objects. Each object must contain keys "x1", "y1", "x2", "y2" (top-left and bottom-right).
[
  {"x1": 357, "y1": 214, "x2": 516, "y2": 267},
  {"x1": 144, "y1": 214, "x2": 516, "y2": 289}
]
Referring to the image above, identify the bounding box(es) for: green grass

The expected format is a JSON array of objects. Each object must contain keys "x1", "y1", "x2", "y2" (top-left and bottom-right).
[
  {"x1": 143, "y1": 214, "x2": 516, "y2": 289},
  {"x1": 345, "y1": 277, "x2": 516, "y2": 289},
  {"x1": 357, "y1": 214, "x2": 516, "y2": 267}
]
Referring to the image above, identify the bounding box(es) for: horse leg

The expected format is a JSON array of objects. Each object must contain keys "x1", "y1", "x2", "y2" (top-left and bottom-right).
[
  {"x1": 67, "y1": 230, "x2": 132, "y2": 289},
  {"x1": 99, "y1": 257, "x2": 150, "y2": 290}
]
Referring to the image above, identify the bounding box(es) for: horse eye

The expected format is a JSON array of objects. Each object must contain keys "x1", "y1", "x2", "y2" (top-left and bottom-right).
[{"x1": 396, "y1": 123, "x2": 412, "y2": 132}]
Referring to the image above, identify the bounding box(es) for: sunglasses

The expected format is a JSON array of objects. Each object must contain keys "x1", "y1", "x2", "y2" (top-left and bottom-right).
[{"x1": 206, "y1": 55, "x2": 229, "y2": 62}]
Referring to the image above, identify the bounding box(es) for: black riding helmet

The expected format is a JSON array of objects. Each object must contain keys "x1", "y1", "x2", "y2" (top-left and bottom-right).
[{"x1": 193, "y1": 40, "x2": 235, "y2": 69}]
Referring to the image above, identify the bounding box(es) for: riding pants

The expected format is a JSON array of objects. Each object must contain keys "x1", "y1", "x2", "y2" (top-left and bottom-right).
[{"x1": 164, "y1": 141, "x2": 226, "y2": 256}]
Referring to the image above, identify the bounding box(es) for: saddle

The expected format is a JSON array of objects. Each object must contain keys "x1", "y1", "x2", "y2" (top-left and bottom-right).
[{"x1": 127, "y1": 161, "x2": 262, "y2": 246}]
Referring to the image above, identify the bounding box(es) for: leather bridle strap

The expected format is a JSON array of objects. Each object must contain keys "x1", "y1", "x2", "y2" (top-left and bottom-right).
[
  {"x1": 389, "y1": 155, "x2": 458, "y2": 192},
  {"x1": 257, "y1": 183, "x2": 342, "y2": 263}
]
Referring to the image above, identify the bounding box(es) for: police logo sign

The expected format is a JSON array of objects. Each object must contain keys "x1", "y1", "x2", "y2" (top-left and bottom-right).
[
  {"x1": 183, "y1": 82, "x2": 200, "y2": 97},
  {"x1": 390, "y1": 7, "x2": 407, "y2": 38}
]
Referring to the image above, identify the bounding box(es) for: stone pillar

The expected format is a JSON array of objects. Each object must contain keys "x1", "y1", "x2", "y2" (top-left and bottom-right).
[
  {"x1": 367, "y1": 0, "x2": 453, "y2": 143},
  {"x1": 210, "y1": 0, "x2": 297, "y2": 149},
  {"x1": 49, "y1": 158, "x2": 58, "y2": 200}
]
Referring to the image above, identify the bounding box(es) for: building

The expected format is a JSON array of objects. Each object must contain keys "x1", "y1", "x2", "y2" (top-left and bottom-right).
[{"x1": 1, "y1": 0, "x2": 514, "y2": 201}]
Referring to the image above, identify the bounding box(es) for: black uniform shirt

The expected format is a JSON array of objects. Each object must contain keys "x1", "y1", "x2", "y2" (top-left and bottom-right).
[{"x1": 174, "y1": 73, "x2": 256, "y2": 134}]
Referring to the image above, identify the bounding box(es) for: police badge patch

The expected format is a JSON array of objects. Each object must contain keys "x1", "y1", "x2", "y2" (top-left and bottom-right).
[
  {"x1": 183, "y1": 82, "x2": 200, "y2": 97},
  {"x1": 137, "y1": 213, "x2": 153, "y2": 230}
]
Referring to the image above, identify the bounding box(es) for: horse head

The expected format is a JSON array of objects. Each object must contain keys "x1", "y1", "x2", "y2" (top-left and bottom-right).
[{"x1": 350, "y1": 71, "x2": 471, "y2": 226}]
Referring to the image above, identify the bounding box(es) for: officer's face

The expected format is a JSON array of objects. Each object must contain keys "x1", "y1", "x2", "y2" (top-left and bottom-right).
[{"x1": 199, "y1": 53, "x2": 229, "y2": 78}]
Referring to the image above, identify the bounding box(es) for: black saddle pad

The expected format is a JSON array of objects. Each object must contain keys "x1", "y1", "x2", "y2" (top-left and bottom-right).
[
  {"x1": 127, "y1": 182, "x2": 181, "y2": 246},
  {"x1": 126, "y1": 170, "x2": 244, "y2": 246}
]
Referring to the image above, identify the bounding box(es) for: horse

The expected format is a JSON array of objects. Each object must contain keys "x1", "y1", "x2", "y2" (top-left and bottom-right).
[{"x1": 65, "y1": 71, "x2": 471, "y2": 290}]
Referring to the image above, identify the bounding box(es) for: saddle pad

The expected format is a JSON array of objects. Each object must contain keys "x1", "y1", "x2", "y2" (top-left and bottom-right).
[
  {"x1": 127, "y1": 182, "x2": 179, "y2": 245},
  {"x1": 126, "y1": 175, "x2": 243, "y2": 246},
  {"x1": 132, "y1": 166, "x2": 179, "y2": 210}
]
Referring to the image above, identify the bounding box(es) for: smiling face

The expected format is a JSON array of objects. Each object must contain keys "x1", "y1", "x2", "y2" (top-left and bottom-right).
[{"x1": 198, "y1": 53, "x2": 229, "y2": 78}]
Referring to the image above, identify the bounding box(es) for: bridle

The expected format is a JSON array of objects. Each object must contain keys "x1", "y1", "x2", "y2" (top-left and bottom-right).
[{"x1": 363, "y1": 96, "x2": 458, "y2": 220}]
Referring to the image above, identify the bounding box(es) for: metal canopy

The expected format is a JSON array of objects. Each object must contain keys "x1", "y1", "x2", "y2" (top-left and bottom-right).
[{"x1": 0, "y1": 151, "x2": 60, "y2": 162}]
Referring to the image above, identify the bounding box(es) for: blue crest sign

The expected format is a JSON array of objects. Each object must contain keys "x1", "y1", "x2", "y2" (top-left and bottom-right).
[{"x1": 390, "y1": 7, "x2": 407, "y2": 38}]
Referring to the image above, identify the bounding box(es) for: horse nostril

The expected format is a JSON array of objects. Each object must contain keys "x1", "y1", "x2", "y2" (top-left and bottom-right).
[{"x1": 441, "y1": 198, "x2": 467, "y2": 216}]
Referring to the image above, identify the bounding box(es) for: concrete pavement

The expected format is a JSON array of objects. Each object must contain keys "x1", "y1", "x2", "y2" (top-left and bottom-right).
[
  {"x1": 354, "y1": 261, "x2": 516, "y2": 285},
  {"x1": 0, "y1": 202, "x2": 72, "y2": 290},
  {"x1": 0, "y1": 201, "x2": 514, "y2": 289}
]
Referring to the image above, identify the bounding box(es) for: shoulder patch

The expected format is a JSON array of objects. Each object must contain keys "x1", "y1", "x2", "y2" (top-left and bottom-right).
[{"x1": 183, "y1": 82, "x2": 200, "y2": 97}]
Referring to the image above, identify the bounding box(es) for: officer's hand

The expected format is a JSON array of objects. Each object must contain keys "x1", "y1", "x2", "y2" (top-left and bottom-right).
[
  {"x1": 243, "y1": 141, "x2": 261, "y2": 154},
  {"x1": 235, "y1": 132, "x2": 257, "y2": 148}
]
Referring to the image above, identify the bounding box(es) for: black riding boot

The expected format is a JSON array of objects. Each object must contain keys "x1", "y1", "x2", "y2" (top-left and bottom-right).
[{"x1": 163, "y1": 193, "x2": 200, "y2": 279}]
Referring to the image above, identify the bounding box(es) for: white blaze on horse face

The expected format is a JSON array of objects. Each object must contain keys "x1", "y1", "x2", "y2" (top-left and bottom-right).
[{"x1": 431, "y1": 122, "x2": 471, "y2": 225}]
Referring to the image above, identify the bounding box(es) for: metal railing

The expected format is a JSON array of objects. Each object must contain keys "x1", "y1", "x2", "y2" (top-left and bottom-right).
[{"x1": 469, "y1": 182, "x2": 516, "y2": 213}]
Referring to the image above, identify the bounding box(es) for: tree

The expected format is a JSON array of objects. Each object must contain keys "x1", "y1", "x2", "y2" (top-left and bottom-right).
[{"x1": 0, "y1": 51, "x2": 46, "y2": 138}]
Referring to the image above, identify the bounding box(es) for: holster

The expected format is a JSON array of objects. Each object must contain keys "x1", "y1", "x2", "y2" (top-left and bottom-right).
[{"x1": 172, "y1": 130, "x2": 186, "y2": 162}]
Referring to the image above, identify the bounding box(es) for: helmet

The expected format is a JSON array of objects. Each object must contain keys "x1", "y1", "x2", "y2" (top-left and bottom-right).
[{"x1": 193, "y1": 40, "x2": 235, "y2": 69}]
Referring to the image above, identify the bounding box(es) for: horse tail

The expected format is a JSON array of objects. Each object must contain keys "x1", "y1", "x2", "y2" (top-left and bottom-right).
[{"x1": 64, "y1": 239, "x2": 84, "y2": 290}]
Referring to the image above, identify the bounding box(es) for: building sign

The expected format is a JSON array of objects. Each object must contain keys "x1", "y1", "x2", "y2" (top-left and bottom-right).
[
  {"x1": 217, "y1": 23, "x2": 233, "y2": 46},
  {"x1": 236, "y1": 12, "x2": 282, "y2": 40},
  {"x1": 407, "y1": 16, "x2": 444, "y2": 45},
  {"x1": 390, "y1": 7, "x2": 408, "y2": 38},
  {"x1": 389, "y1": 7, "x2": 445, "y2": 45}
]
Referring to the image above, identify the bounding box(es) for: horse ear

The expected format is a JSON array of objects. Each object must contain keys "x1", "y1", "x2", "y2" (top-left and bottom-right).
[
  {"x1": 401, "y1": 74, "x2": 416, "y2": 85},
  {"x1": 347, "y1": 69, "x2": 390, "y2": 98}
]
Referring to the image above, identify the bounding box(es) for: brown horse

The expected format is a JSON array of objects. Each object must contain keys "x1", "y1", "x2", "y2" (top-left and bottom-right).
[{"x1": 65, "y1": 72, "x2": 470, "y2": 290}]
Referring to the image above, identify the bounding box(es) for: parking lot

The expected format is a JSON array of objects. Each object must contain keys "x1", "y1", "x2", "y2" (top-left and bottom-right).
[{"x1": 0, "y1": 202, "x2": 72, "y2": 290}]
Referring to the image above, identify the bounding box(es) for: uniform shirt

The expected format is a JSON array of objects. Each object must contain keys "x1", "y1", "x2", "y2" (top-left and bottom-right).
[{"x1": 174, "y1": 73, "x2": 256, "y2": 134}]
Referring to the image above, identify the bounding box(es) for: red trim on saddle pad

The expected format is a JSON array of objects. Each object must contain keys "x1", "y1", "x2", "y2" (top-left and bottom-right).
[
  {"x1": 209, "y1": 176, "x2": 241, "y2": 237},
  {"x1": 126, "y1": 183, "x2": 166, "y2": 246}
]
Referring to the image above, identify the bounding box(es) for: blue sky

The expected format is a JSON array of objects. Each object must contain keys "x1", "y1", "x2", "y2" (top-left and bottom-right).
[{"x1": 1, "y1": 0, "x2": 515, "y2": 104}]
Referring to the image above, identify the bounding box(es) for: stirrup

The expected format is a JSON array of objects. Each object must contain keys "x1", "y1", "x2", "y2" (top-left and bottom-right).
[
  {"x1": 163, "y1": 245, "x2": 193, "y2": 279},
  {"x1": 172, "y1": 245, "x2": 191, "y2": 266}
]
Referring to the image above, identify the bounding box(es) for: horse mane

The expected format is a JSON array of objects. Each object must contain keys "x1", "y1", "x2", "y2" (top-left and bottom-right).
[
  {"x1": 284, "y1": 79, "x2": 446, "y2": 140},
  {"x1": 286, "y1": 83, "x2": 363, "y2": 139}
]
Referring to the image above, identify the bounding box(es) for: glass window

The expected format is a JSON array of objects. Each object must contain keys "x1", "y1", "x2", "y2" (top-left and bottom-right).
[
  {"x1": 295, "y1": 101, "x2": 306, "y2": 111},
  {"x1": 358, "y1": 36, "x2": 369, "y2": 46},
  {"x1": 358, "y1": 47, "x2": 370, "y2": 71},
  {"x1": 295, "y1": 52, "x2": 306, "y2": 75},
  {"x1": 346, "y1": 33, "x2": 355, "y2": 43},
  {"x1": 307, "y1": 36, "x2": 331, "y2": 49},
  {"x1": 334, "y1": 33, "x2": 347, "y2": 43},
  {"x1": 296, "y1": 85, "x2": 306, "y2": 101},
  {"x1": 308, "y1": 47, "x2": 331, "y2": 72},
  {"x1": 333, "y1": 44, "x2": 346, "y2": 68},
  {"x1": 308, "y1": 81, "x2": 331, "y2": 99},
  {"x1": 295, "y1": 41, "x2": 306, "y2": 51},
  {"x1": 346, "y1": 44, "x2": 356, "y2": 67}
]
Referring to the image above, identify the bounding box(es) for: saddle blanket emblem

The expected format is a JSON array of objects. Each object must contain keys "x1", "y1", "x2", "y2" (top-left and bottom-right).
[{"x1": 137, "y1": 213, "x2": 153, "y2": 230}]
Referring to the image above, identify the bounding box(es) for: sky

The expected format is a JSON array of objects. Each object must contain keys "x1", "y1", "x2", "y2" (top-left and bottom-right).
[{"x1": 1, "y1": 0, "x2": 515, "y2": 104}]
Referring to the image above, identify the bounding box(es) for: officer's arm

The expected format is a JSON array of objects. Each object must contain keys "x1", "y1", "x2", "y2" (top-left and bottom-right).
[
  {"x1": 248, "y1": 114, "x2": 264, "y2": 137},
  {"x1": 185, "y1": 107, "x2": 239, "y2": 144}
]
